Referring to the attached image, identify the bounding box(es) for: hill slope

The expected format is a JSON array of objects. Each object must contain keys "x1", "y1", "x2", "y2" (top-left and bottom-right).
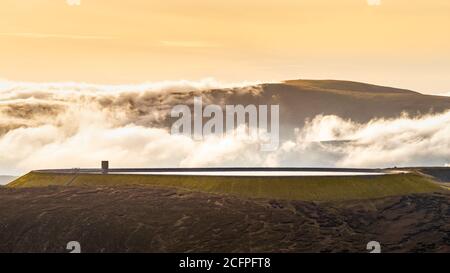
[
  {"x1": 2, "y1": 79, "x2": 449, "y2": 142},
  {"x1": 9, "y1": 171, "x2": 443, "y2": 202},
  {"x1": 231, "y1": 80, "x2": 449, "y2": 123},
  {"x1": 0, "y1": 186, "x2": 449, "y2": 253},
  {"x1": 164, "y1": 79, "x2": 450, "y2": 140}
]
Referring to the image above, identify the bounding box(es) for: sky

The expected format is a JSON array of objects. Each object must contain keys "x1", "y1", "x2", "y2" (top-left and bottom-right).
[{"x1": 0, "y1": 0, "x2": 450, "y2": 94}]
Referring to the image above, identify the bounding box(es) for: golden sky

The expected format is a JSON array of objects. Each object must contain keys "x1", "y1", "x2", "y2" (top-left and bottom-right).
[{"x1": 0, "y1": 0, "x2": 449, "y2": 93}]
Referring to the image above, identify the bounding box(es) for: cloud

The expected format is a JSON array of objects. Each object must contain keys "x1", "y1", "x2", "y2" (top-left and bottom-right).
[
  {"x1": 278, "y1": 113, "x2": 450, "y2": 168},
  {"x1": 0, "y1": 33, "x2": 113, "y2": 40},
  {"x1": 160, "y1": 40, "x2": 220, "y2": 48},
  {"x1": 66, "y1": 0, "x2": 81, "y2": 6},
  {"x1": 0, "y1": 79, "x2": 449, "y2": 174},
  {"x1": 0, "y1": 79, "x2": 263, "y2": 173},
  {"x1": 367, "y1": 0, "x2": 381, "y2": 6}
]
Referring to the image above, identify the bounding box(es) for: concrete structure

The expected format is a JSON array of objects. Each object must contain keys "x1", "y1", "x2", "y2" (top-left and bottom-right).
[{"x1": 101, "y1": 161, "x2": 109, "y2": 174}]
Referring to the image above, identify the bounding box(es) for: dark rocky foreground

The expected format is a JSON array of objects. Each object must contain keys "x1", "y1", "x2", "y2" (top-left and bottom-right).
[{"x1": 0, "y1": 186, "x2": 449, "y2": 253}]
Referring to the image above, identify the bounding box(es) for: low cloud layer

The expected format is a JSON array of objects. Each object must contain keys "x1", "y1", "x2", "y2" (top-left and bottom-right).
[
  {"x1": 66, "y1": 0, "x2": 81, "y2": 6},
  {"x1": 367, "y1": 0, "x2": 382, "y2": 6},
  {"x1": 278, "y1": 113, "x2": 450, "y2": 168},
  {"x1": 0, "y1": 80, "x2": 449, "y2": 174}
]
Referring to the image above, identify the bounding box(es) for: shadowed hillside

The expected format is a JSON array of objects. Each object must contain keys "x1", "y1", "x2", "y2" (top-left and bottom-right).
[
  {"x1": 167, "y1": 79, "x2": 450, "y2": 139},
  {"x1": 2, "y1": 79, "x2": 450, "y2": 143},
  {"x1": 273, "y1": 80, "x2": 450, "y2": 123},
  {"x1": 0, "y1": 186, "x2": 449, "y2": 253},
  {"x1": 3, "y1": 167, "x2": 450, "y2": 253},
  {"x1": 415, "y1": 167, "x2": 450, "y2": 183}
]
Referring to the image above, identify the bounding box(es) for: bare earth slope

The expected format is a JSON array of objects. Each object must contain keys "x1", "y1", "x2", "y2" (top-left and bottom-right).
[
  {"x1": 0, "y1": 186, "x2": 449, "y2": 253},
  {"x1": 3, "y1": 169, "x2": 447, "y2": 252}
]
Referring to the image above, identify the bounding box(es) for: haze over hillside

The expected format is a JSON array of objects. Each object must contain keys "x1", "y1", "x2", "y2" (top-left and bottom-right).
[
  {"x1": 2, "y1": 79, "x2": 449, "y2": 136},
  {"x1": 202, "y1": 80, "x2": 450, "y2": 139},
  {"x1": 1, "y1": 79, "x2": 450, "y2": 173},
  {"x1": 0, "y1": 176, "x2": 16, "y2": 185}
]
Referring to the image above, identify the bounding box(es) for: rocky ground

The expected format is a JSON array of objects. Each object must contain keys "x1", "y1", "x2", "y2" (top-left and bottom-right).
[{"x1": 0, "y1": 186, "x2": 449, "y2": 253}]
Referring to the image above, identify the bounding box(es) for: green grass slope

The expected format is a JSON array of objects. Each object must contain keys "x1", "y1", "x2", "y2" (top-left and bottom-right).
[{"x1": 8, "y1": 172, "x2": 443, "y2": 202}]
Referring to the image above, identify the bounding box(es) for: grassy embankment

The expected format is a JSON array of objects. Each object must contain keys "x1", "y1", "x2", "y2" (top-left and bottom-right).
[{"x1": 7, "y1": 171, "x2": 443, "y2": 202}]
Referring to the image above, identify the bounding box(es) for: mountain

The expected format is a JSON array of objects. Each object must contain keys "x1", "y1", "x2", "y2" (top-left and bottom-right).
[
  {"x1": 212, "y1": 79, "x2": 450, "y2": 123},
  {"x1": 3, "y1": 79, "x2": 449, "y2": 140},
  {"x1": 166, "y1": 79, "x2": 450, "y2": 140}
]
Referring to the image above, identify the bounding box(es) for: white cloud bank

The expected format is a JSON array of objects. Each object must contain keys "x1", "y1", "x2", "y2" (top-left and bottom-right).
[
  {"x1": 282, "y1": 113, "x2": 450, "y2": 168},
  {"x1": 66, "y1": 0, "x2": 81, "y2": 6},
  {"x1": 0, "y1": 79, "x2": 449, "y2": 174},
  {"x1": 367, "y1": 0, "x2": 381, "y2": 6},
  {"x1": 0, "y1": 32, "x2": 113, "y2": 40}
]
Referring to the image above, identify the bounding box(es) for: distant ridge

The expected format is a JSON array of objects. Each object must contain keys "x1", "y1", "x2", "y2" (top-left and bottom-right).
[
  {"x1": 283, "y1": 79, "x2": 420, "y2": 94},
  {"x1": 2, "y1": 79, "x2": 449, "y2": 143},
  {"x1": 200, "y1": 79, "x2": 450, "y2": 140}
]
